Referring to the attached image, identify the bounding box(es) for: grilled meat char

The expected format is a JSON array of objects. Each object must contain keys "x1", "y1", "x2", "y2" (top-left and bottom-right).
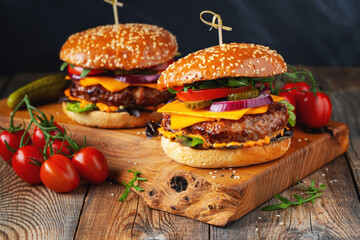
[
  {"x1": 161, "y1": 102, "x2": 289, "y2": 144},
  {"x1": 69, "y1": 79, "x2": 172, "y2": 107}
]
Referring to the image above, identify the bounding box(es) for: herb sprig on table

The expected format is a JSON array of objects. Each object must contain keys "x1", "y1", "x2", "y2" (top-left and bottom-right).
[
  {"x1": 118, "y1": 169, "x2": 147, "y2": 201},
  {"x1": 261, "y1": 179, "x2": 327, "y2": 211}
]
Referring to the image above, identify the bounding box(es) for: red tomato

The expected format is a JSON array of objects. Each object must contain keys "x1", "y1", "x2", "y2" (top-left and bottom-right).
[
  {"x1": 72, "y1": 147, "x2": 108, "y2": 184},
  {"x1": 12, "y1": 145, "x2": 44, "y2": 184},
  {"x1": 297, "y1": 92, "x2": 332, "y2": 128},
  {"x1": 281, "y1": 82, "x2": 310, "y2": 99},
  {"x1": 46, "y1": 140, "x2": 72, "y2": 157},
  {"x1": 40, "y1": 154, "x2": 80, "y2": 193},
  {"x1": 176, "y1": 86, "x2": 251, "y2": 101},
  {"x1": 279, "y1": 91, "x2": 297, "y2": 115},
  {"x1": 149, "y1": 59, "x2": 174, "y2": 72},
  {"x1": 33, "y1": 122, "x2": 64, "y2": 150},
  {"x1": 67, "y1": 65, "x2": 104, "y2": 76},
  {"x1": 0, "y1": 129, "x2": 31, "y2": 165}
]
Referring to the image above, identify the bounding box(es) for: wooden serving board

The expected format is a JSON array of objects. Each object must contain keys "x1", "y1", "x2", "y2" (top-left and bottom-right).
[{"x1": 0, "y1": 100, "x2": 349, "y2": 227}]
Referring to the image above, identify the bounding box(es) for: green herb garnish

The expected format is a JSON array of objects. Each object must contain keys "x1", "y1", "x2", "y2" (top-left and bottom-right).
[
  {"x1": 80, "y1": 68, "x2": 92, "y2": 78},
  {"x1": 60, "y1": 62, "x2": 69, "y2": 71},
  {"x1": 118, "y1": 169, "x2": 147, "y2": 202},
  {"x1": 175, "y1": 135, "x2": 204, "y2": 148},
  {"x1": 261, "y1": 179, "x2": 326, "y2": 211}
]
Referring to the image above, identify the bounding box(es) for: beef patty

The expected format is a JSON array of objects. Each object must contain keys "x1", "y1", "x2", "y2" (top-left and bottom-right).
[
  {"x1": 69, "y1": 79, "x2": 172, "y2": 107},
  {"x1": 161, "y1": 102, "x2": 289, "y2": 144}
]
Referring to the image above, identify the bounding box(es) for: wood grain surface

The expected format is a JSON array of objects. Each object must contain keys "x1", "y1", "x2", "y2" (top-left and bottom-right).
[
  {"x1": 0, "y1": 68, "x2": 359, "y2": 239},
  {"x1": 0, "y1": 99, "x2": 349, "y2": 226}
]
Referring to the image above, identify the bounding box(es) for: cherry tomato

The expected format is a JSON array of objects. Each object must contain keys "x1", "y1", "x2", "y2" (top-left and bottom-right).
[
  {"x1": 67, "y1": 65, "x2": 104, "y2": 76},
  {"x1": 0, "y1": 130, "x2": 31, "y2": 165},
  {"x1": 176, "y1": 86, "x2": 252, "y2": 102},
  {"x1": 72, "y1": 147, "x2": 108, "y2": 184},
  {"x1": 46, "y1": 140, "x2": 72, "y2": 157},
  {"x1": 33, "y1": 122, "x2": 64, "y2": 150},
  {"x1": 297, "y1": 92, "x2": 332, "y2": 128},
  {"x1": 281, "y1": 82, "x2": 310, "y2": 99},
  {"x1": 40, "y1": 154, "x2": 80, "y2": 193},
  {"x1": 12, "y1": 145, "x2": 44, "y2": 184},
  {"x1": 149, "y1": 59, "x2": 174, "y2": 72},
  {"x1": 279, "y1": 91, "x2": 297, "y2": 115}
]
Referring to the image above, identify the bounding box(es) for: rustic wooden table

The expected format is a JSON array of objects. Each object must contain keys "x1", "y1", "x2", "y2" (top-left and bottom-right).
[{"x1": 0, "y1": 67, "x2": 359, "y2": 239}]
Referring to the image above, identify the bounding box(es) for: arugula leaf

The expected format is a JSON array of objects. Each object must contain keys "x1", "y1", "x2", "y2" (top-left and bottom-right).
[
  {"x1": 167, "y1": 87, "x2": 182, "y2": 94},
  {"x1": 175, "y1": 135, "x2": 204, "y2": 148},
  {"x1": 261, "y1": 179, "x2": 326, "y2": 211},
  {"x1": 227, "y1": 77, "x2": 251, "y2": 87},
  {"x1": 80, "y1": 68, "x2": 92, "y2": 78},
  {"x1": 118, "y1": 169, "x2": 147, "y2": 202},
  {"x1": 279, "y1": 100, "x2": 296, "y2": 127},
  {"x1": 66, "y1": 102, "x2": 97, "y2": 113},
  {"x1": 60, "y1": 62, "x2": 69, "y2": 71},
  {"x1": 183, "y1": 85, "x2": 193, "y2": 92}
]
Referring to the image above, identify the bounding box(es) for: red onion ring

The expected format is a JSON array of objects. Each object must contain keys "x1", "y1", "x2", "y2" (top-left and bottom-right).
[
  {"x1": 67, "y1": 73, "x2": 160, "y2": 84},
  {"x1": 209, "y1": 93, "x2": 273, "y2": 112},
  {"x1": 114, "y1": 74, "x2": 160, "y2": 84}
]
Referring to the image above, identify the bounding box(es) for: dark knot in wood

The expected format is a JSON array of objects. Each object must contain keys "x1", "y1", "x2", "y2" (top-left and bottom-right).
[{"x1": 170, "y1": 176, "x2": 188, "y2": 192}]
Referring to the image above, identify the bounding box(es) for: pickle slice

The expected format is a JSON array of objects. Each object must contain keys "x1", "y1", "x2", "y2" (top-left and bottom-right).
[
  {"x1": 227, "y1": 88, "x2": 259, "y2": 101},
  {"x1": 184, "y1": 100, "x2": 212, "y2": 109}
]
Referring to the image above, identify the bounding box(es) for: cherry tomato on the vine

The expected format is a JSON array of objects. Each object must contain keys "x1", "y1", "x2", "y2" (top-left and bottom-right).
[
  {"x1": 40, "y1": 154, "x2": 80, "y2": 193},
  {"x1": 0, "y1": 130, "x2": 31, "y2": 165},
  {"x1": 72, "y1": 147, "x2": 108, "y2": 184},
  {"x1": 281, "y1": 82, "x2": 310, "y2": 99},
  {"x1": 33, "y1": 122, "x2": 64, "y2": 150},
  {"x1": 12, "y1": 145, "x2": 44, "y2": 184},
  {"x1": 297, "y1": 92, "x2": 332, "y2": 128},
  {"x1": 46, "y1": 140, "x2": 72, "y2": 157}
]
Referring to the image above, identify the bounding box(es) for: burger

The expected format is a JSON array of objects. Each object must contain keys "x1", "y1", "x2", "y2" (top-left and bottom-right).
[
  {"x1": 59, "y1": 23, "x2": 178, "y2": 128},
  {"x1": 150, "y1": 43, "x2": 294, "y2": 168}
]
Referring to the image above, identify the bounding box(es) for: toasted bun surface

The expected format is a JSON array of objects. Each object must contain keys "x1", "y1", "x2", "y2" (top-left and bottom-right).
[
  {"x1": 161, "y1": 137, "x2": 291, "y2": 168},
  {"x1": 158, "y1": 43, "x2": 286, "y2": 90},
  {"x1": 62, "y1": 102, "x2": 161, "y2": 128},
  {"x1": 60, "y1": 24, "x2": 178, "y2": 70}
]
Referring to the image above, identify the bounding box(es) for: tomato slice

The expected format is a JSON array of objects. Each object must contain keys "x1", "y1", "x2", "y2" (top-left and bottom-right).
[
  {"x1": 67, "y1": 65, "x2": 104, "y2": 76},
  {"x1": 176, "y1": 86, "x2": 252, "y2": 101}
]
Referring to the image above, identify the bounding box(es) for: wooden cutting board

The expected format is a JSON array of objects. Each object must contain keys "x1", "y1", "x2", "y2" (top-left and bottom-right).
[{"x1": 0, "y1": 100, "x2": 349, "y2": 227}]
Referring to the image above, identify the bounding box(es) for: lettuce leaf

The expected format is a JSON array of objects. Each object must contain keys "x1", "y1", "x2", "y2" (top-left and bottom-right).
[{"x1": 66, "y1": 102, "x2": 97, "y2": 113}]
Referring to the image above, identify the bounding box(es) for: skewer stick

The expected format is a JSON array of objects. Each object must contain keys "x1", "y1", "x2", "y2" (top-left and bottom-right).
[
  {"x1": 200, "y1": 10, "x2": 232, "y2": 45},
  {"x1": 104, "y1": 0, "x2": 124, "y2": 26}
]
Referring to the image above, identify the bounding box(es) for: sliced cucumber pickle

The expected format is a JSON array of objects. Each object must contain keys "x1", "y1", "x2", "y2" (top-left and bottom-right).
[
  {"x1": 184, "y1": 100, "x2": 212, "y2": 109},
  {"x1": 227, "y1": 88, "x2": 259, "y2": 101}
]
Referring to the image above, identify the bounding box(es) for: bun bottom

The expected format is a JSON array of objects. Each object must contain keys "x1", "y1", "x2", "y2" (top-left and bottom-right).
[
  {"x1": 161, "y1": 137, "x2": 291, "y2": 168},
  {"x1": 62, "y1": 102, "x2": 161, "y2": 128}
]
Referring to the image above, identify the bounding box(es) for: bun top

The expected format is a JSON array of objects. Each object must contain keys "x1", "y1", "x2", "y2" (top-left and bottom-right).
[
  {"x1": 157, "y1": 43, "x2": 286, "y2": 90},
  {"x1": 60, "y1": 23, "x2": 178, "y2": 70}
]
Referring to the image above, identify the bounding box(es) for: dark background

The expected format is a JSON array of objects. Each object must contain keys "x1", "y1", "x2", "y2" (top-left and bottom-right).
[{"x1": 1, "y1": 0, "x2": 359, "y2": 74}]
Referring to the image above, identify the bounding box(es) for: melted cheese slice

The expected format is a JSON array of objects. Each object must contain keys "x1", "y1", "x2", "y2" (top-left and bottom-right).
[
  {"x1": 158, "y1": 95, "x2": 284, "y2": 129},
  {"x1": 80, "y1": 76, "x2": 158, "y2": 92}
]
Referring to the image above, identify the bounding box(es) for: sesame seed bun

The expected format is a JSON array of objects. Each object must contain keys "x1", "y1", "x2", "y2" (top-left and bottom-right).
[
  {"x1": 62, "y1": 102, "x2": 161, "y2": 128},
  {"x1": 157, "y1": 43, "x2": 287, "y2": 90},
  {"x1": 60, "y1": 23, "x2": 178, "y2": 70},
  {"x1": 161, "y1": 136, "x2": 291, "y2": 168}
]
